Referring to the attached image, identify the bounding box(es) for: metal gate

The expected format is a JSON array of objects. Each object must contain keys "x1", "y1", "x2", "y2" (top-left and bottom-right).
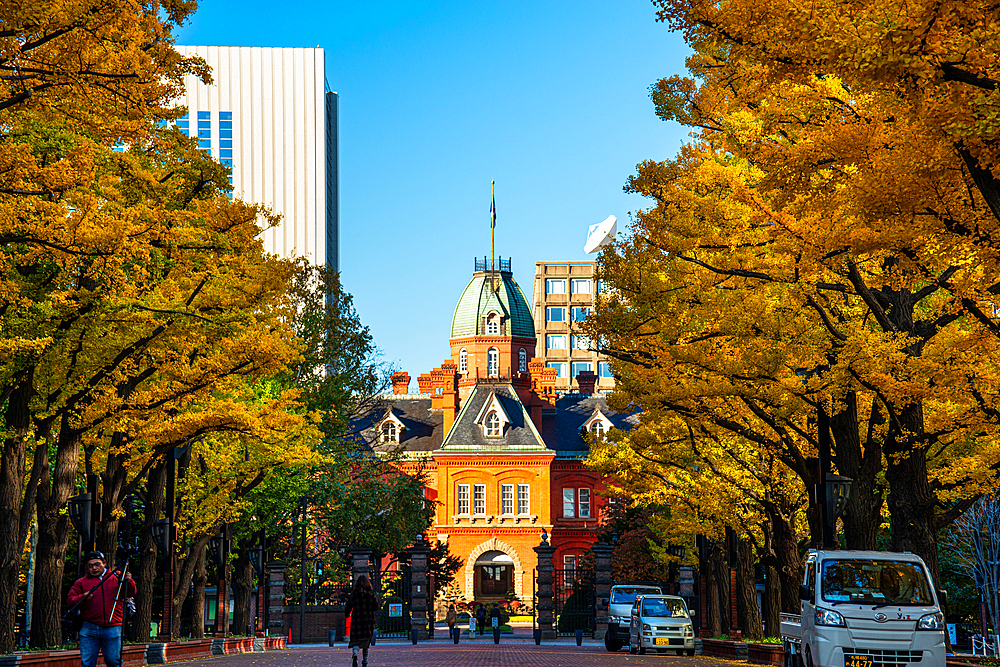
[
  {"x1": 375, "y1": 569, "x2": 411, "y2": 637},
  {"x1": 553, "y1": 567, "x2": 595, "y2": 636}
]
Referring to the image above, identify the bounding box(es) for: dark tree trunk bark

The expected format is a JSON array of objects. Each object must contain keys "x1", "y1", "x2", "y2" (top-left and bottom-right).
[
  {"x1": 736, "y1": 537, "x2": 763, "y2": 641},
  {"x1": 96, "y1": 436, "x2": 133, "y2": 562},
  {"x1": 0, "y1": 373, "x2": 37, "y2": 654},
  {"x1": 770, "y1": 511, "x2": 803, "y2": 613},
  {"x1": 706, "y1": 546, "x2": 721, "y2": 638},
  {"x1": 231, "y1": 541, "x2": 255, "y2": 636},
  {"x1": 133, "y1": 457, "x2": 167, "y2": 642},
  {"x1": 713, "y1": 548, "x2": 729, "y2": 637},
  {"x1": 191, "y1": 545, "x2": 207, "y2": 639},
  {"x1": 762, "y1": 521, "x2": 782, "y2": 637},
  {"x1": 171, "y1": 534, "x2": 212, "y2": 636},
  {"x1": 30, "y1": 422, "x2": 80, "y2": 648},
  {"x1": 831, "y1": 392, "x2": 883, "y2": 550}
]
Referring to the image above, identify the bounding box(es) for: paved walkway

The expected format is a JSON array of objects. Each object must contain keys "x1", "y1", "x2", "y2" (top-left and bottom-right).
[{"x1": 202, "y1": 644, "x2": 736, "y2": 667}]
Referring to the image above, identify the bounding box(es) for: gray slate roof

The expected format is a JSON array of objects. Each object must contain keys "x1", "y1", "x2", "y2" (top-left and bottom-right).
[
  {"x1": 438, "y1": 383, "x2": 550, "y2": 453},
  {"x1": 354, "y1": 396, "x2": 444, "y2": 452},
  {"x1": 544, "y1": 393, "x2": 637, "y2": 454}
]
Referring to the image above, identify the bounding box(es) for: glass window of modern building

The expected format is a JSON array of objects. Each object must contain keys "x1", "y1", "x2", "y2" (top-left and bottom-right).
[
  {"x1": 546, "y1": 334, "x2": 567, "y2": 350},
  {"x1": 571, "y1": 362, "x2": 593, "y2": 378},
  {"x1": 570, "y1": 279, "x2": 591, "y2": 294},
  {"x1": 571, "y1": 306, "x2": 591, "y2": 322},
  {"x1": 546, "y1": 362, "x2": 566, "y2": 378},
  {"x1": 599, "y1": 361, "x2": 613, "y2": 378},
  {"x1": 570, "y1": 334, "x2": 590, "y2": 350},
  {"x1": 546, "y1": 279, "x2": 566, "y2": 294},
  {"x1": 546, "y1": 307, "x2": 566, "y2": 323}
]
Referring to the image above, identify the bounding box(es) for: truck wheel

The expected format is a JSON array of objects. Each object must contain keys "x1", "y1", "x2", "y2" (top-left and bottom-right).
[
  {"x1": 604, "y1": 630, "x2": 621, "y2": 652},
  {"x1": 804, "y1": 646, "x2": 814, "y2": 667},
  {"x1": 638, "y1": 645, "x2": 647, "y2": 655},
  {"x1": 686, "y1": 649, "x2": 695, "y2": 656},
  {"x1": 629, "y1": 643, "x2": 637, "y2": 655}
]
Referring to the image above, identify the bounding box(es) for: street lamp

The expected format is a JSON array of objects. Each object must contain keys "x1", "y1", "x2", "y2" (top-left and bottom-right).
[
  {"x1": 68, "y1": 493, "x2": 93, "y2": 545},
  {"x1": 249, "y1": 543, "x2": 263, "y2": 576},
  {"x1": 825, "y1": 474, "x2": 853, "y2": 528},
  {"x1": 208, "y1": 534, "x2": 225, "y2": 570},
  {"x1": 151, "y1": 519, "x2": 171, "y2": 553}
]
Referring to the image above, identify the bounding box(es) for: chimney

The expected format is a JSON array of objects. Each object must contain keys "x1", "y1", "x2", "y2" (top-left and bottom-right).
[
  {"x1": 576, "y1": 370, "x2": 597, "y2": 395},
  {"x1": 391, "y1": 371, "x2": 411, "y2": 395},
  {"x1": 417, "y1": 373, "x2": 433, "y2": 394},
  {"x1": 527, "y1": 358, "x2": 557, "y2": 431}
]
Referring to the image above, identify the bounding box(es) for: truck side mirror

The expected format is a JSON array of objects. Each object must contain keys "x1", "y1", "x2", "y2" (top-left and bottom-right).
[
  {"x1": 937, "y1": 589, "x2": 948, "y2": 611},
  {"x1": 799, "y1": 584, "x2": 811, "y2": 601},
  {"x1": 689, "y1": 608, "x2": 696, "y2": 616}
]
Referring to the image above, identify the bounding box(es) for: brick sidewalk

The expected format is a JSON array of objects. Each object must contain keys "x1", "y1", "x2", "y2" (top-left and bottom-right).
[{"x1": 182, "y1": 644, "x2": 738, "y2": 667}]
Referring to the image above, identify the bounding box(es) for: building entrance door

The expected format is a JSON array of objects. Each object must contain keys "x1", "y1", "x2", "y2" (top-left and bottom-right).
[{"x1": 479, "y1": 564, "x2": 511, "y2": 596}]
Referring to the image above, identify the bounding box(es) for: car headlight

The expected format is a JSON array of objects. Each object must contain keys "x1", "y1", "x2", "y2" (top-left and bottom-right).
[
  {"x1": 642, "y1": 623, "x2": 651, "y2": 631},
  {"x1": 917, "y1": 612, "x2": 944, "y2": 630},
  {"x1": 815, "y1": 608, "x2": 846, "y2": 626},
  {"x1": 682, "y1": 624, "x2": 693, "y2": 637}
]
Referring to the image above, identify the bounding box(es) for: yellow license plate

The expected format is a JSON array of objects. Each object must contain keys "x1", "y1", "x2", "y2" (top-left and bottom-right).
[
  {"x1": 845, "y1": 655, "x2": 873, "y2": 667},
  {"x1": 654, "y1": 638, "x2": 670, "y2": 645}
]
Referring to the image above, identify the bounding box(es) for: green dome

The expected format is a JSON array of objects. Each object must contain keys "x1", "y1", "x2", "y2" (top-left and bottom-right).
[{"x1": 451, "y1": 271, "x2": 535, "y2": 338}]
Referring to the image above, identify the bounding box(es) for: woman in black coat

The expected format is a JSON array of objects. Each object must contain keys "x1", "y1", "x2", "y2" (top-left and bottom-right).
[{"x1": 344, "y1": 576, "x2": 378, "y2": 667}]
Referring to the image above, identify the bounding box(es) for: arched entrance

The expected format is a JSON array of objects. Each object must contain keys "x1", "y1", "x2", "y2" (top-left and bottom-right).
[{"x1": 465, "y1": 538, "x2": 524, "y2": 601}]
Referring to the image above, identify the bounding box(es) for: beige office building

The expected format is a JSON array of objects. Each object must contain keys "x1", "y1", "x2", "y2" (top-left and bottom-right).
[{"x1": 531, "y1": 262, "x2": 614, "y2": 393}]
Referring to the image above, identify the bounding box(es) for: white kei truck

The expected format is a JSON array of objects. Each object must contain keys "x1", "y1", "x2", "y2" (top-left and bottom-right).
[{"x1": 781, "y1": 550, "x2": 946, "y2": 667}]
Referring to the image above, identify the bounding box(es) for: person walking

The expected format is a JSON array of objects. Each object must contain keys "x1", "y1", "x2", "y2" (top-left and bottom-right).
[
  {"x1": 445, "y1": 603, "x2": 458, "y2": 640},
  {"x1": 475, "y1": 603, "x2": 486, "y2": 636},
  {"x1": 66, "y1": 551, "x2": 136, "y2": 667},
  {"x1": 344, "y1": 576, "x2": 378, "y2": 667},
  {"x1": 489, "y1": 603, "x2": 501, "y2": 630}
]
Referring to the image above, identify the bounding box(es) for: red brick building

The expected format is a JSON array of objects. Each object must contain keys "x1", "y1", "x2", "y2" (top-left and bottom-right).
[{"x1": 359, "y1": 259, "x2": 630, "y2": 602}]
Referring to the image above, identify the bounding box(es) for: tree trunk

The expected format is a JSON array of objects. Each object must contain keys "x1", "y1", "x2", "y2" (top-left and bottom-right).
[
  {"x1": 30, "y1": 423, "x2": 80, "y2": 648},
  {"x1": 0, "y1": 373, "x2": 36, "y2": 654},
  {"x1": 191, "y1": 545, "x2": 207, "y2": 639},
  {"x1": 736, "y1": 537, "x2": 763, "y2": 640},
  {"x1": 133, "y1": 457, "x2": 167, "y2": 642},
  {"x1": 231, "y1": 541, "x2": 255, "y2": 636},
  {"x1": 96, "y1": 437, "x2": 132, "y2": 562},
  {"x1": 770, "y1": 512, "x2": 803, "y2": 613},
  {"x1": 762, "y1": 521, "x2": 782, "y2": 637},
  {"x1": 705, "y1": 546, "x2": 721, "y2": 638},
  {"x1": 832, "y1": 392, "x2": 883, "y2": 550},
  {"x1": 171, "y1": 534, "x2": 212, "y2": 636}
]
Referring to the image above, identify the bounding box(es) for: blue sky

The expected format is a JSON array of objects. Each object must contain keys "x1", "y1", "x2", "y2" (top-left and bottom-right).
[{"x1": 176, "y1": 1, "x2": 690, "y2": 381}]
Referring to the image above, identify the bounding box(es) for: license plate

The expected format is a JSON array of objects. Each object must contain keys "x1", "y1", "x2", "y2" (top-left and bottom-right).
[
  {"x1": 845, "y1": 655, "x2": 873, "y2": 667},
  {"x1": 654, "y1": 638, "x2": 670, "y2": 645}
]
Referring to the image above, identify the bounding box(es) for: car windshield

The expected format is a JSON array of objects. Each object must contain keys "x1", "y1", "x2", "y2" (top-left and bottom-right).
[
  {"x1": 610, "y1": 588, "x2": 661, "y2": 604},
  {"x1": 821, "y1": 559, "x2": 934, "y2": 605},
  {"x1": 641, "y1": 598, "x2": 688, "y2": 618}
]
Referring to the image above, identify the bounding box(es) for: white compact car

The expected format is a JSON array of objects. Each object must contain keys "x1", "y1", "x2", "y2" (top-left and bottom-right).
[{"x1": 628, "y1": 594, "x2": 696, "y2": 656}]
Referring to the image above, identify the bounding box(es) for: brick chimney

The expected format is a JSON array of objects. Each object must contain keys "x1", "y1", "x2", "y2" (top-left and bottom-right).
[
  {"x1": 527, "y1": 358, "x2": 558, "y2": 431},
  {"x1": 417, "y1": 373, "x2": 433, "y2": 394},
  {"x1": 576, "y1": 370, "x2": 597, "y2": 395},
  {"x1": 391, "y1": 371, "x2": 411, "y2": 395}
]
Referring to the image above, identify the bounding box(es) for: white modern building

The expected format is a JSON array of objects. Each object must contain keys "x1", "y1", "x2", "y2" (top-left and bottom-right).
[{"x1": 174, "y1": 46, "x2": 338, "y2": 270}]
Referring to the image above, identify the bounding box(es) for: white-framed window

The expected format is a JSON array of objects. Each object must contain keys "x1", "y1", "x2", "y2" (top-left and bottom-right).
[
  {"x1": 546, "y1": 362, "x2": 567, "y2": 378},
  {"x1": 460, "y1": 348, "x2": 467, "y2": 373},
  {"x1": 598, "y1": 361, "x2": 613, "y2": 378},
  {"x1": 596, "y1": 279, "x2": 606, "y2": 294},
  {"x1": 485, "y1": 412, "x2": 501, "y2": 437},
  {"x1": 579, "y1": 488, "x2": 591, "y2": 518},
  {"x1": 487, "y1": 347, "x2": 499, "y2": 376},
  {"x1": 571, "y1": 361, "x2": 593, "y2": 379},
  {"x1": 518, "y1": 484, "x2": 530, "y2": 514},
  {"x1": 570, "y1": 334, "x2": 590, "y2": 350},
  {"x1": 563, "y1": 488, "x2": 576, "y2": 518},
  {"x1": 501, "y1": 484, "x2": 515, "y2": 514},
  {"x1": 519, "y1": 348, "x2": 527, "y2": 373},
  {"x1": 546, "y1": 306, "x2": 566, "y2": 323},
  {"x1": 564, "y1": 555, "x2": 577, "y2": 571},
  {"x1": 570, "y1": 279, "x2": 591, "y2": 294},
  {"x1": 591, "y1": 421, "x2": 605, "y2": 436},
  {"x1": 546, "y1": 334, "x2": 567, "y2": 350},
  {"x1": 571, "y1": 306, "x2": 591, "y2": 322},
  {"x1": 486, "y1": 313, "x2": 500, "y2": 335},
  {"x1": 546, "y1": 279, "x2": 566, "y2": 294},
  {"x1": 474, "y1": 484, "x2": 486, "y2": 515},
  {"x1": 457, "y1": 484, "x2": 470, "y2": 515},
  {"x1": 381, "y1": 422, "x2": 397, "y2": 443}
]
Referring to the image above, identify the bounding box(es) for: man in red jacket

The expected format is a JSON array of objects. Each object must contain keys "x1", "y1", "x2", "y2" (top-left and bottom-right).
[{"x1": 67, "y1": 551, "x2": 136, "y2": 667}]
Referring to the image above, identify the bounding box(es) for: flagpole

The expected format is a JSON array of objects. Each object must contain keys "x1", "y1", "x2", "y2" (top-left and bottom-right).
[{"x1": 491, "y1": 180, "x2": 496, "y2": 291}]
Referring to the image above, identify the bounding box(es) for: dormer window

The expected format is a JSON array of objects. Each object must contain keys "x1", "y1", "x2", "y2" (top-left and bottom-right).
[
  {"x1": 381, "y1": 422, "x2": 397, "y2": 443},
  {"x1": 485, "y1": 412, "x2": 501, "y2": 437},
  {"x1": 590, "y1": 421, "x2": 605, "y2": 436},
  {"x1": 460, "y1": 348, "x2": 468, "y2": 373},
  {"x1": 582, "y1": 407, "x2": 613, "y2": 438},
  {"x1": 486, "y1": 313, "x2": 500, "y2": 335},
  {"x1": 487, "y1": 347, "x2": 499, "y2": 376}
]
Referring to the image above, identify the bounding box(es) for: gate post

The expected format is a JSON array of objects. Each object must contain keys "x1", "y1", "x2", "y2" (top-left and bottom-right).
[
  {"x1": 408, "y1": 536, "x2": 431, "y2": 640},
  {"x1": 534, "y1": 533, "x2": 557, "y2": 639},
  {"x1": 266, "y1": 561, "x2": 287, "y2": 637},
  {"x1": 350, "y1": 547, "x2": 373, "y2": 584},
  {"x1": 592, "y1": 541, "x2": 614, "y2": 640}
]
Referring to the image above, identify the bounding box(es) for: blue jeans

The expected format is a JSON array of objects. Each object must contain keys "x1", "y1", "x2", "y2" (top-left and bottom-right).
[{"x1": 79, "y1": 622, "x2": 122, "y2": 667}]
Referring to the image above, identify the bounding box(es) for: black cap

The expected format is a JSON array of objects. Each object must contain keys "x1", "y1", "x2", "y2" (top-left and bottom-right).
[{"x1": 85, "y1": 550, "x2": 106, "y2": 563}]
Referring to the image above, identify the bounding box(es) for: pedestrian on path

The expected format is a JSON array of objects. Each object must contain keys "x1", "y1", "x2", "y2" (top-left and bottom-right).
[
  {"x1": 66, "y1": 551, "x2": 136, "y2": 667},
  {"x1": 344, "y1": 576, "x2": 378, "y2": 667},
  {"x1": 475, "y1": 604, "x2": 486, "y2": 636},
  {"x1": 445, "y1": 603, "x2": 457, "y2": 638}
]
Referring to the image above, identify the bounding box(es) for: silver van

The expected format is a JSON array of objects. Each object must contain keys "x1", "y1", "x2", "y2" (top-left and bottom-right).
[
  {"x1": 605, "y1": 584, "x2": 662, "y2": 651},
  {"x1": 628, "y1": 594, "x2": 695, "y2": 656}
]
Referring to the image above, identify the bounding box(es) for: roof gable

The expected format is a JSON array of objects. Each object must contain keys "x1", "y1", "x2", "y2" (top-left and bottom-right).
[{"x1": 438, "y1": 383, "x2": 551, "y2": 454}]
